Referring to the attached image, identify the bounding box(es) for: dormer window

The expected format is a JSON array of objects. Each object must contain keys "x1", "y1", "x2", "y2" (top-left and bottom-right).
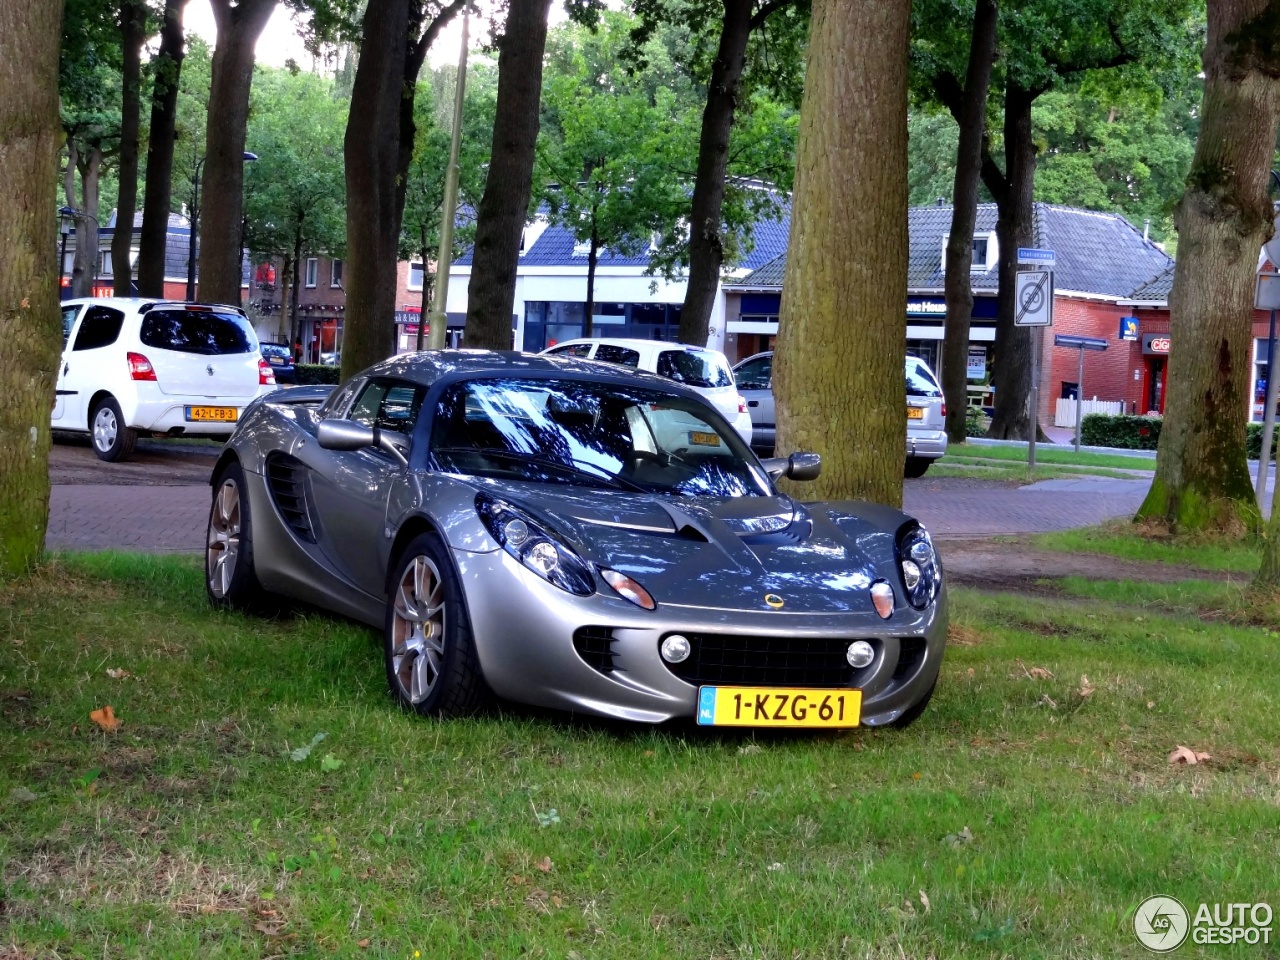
[
  {"x1": 519, "y1": 218, "x2": 549, "y2": 256},
  {"x1": 572, "y1": 239, "x2": 592, "y2": 257},
  {"x1": 942, "y1": 231, "x2": 998, "y2": 273}
]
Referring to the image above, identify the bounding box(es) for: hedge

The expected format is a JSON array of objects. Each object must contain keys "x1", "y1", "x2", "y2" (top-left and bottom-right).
[
  {"x1": 294, "y1": 363, "x2": 342, "y2": 385},
  {"x1": 1246, "y1": 422, "x2": 1280, "y2": 461},
  {"x1": 1079, "y1": 413, "x2": 1162, "y2": 449}
]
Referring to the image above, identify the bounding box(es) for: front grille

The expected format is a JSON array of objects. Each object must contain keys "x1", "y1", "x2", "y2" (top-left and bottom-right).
[
  {"x1": 264, "y1": 454, "x2": 316, "y2": 543},
  {"x1": 893, "y1": 637, "x2": 928, "y2": 680},
  {"x1": 664, "y1": 634, "x2": 856, "y2": 688},
  {"x1": 573, "y1": 626, "x2": 617, "y2": 674}
]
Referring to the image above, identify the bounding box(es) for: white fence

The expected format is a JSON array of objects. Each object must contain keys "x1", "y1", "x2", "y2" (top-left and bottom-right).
[{"x1": 1054, "y1": 398, "x2": 1123, "y2": 427}]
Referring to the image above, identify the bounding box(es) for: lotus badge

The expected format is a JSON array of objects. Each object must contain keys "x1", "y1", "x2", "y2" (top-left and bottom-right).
[{"x1": 764, "y1": 593, "x2": 785, "y2": 610}]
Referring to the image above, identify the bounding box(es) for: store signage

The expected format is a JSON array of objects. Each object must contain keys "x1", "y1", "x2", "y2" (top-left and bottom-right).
[
  {"x1": 967, "y1": 346, "x2": 986, "y2": 380},
  {"x1": 1119, "y1": 317, "x2": 1139, "y2": 341},
  {"x1": 1142, "y1": 334, "x2": 1171, "y2": 355}
]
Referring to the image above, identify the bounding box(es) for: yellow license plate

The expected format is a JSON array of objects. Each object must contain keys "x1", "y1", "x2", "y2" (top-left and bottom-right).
[
  {"x1": 689, "y1": 430, "x2": 721, "y2": 446},
  {"x1": 697, "y1": 686, "x2": 861, "y2": 728},
  {"x1": 907, "y1": 407, "x2": 925, "y2": 419},
  {"x1": 186, "y1": 406, "x2": 238, "y2": 422}
]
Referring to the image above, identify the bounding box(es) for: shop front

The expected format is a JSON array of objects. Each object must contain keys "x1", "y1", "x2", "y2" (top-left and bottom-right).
[{"x1": 1140, "y1": 333, "x2": 1169, "y2": 415}]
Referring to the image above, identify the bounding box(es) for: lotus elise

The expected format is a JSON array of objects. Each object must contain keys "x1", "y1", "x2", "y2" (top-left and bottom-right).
[{"x1": 204, "y1": 352, "x2": 947, "y2": 728}]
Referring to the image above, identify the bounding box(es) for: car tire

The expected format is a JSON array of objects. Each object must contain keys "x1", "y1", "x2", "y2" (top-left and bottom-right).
[
  {"x1": 384, "y1": 532, "x2": 488, "y2": 717},
  {"x1": 205, "y1": 461, "x2": 267, "y2": 611},
  {"x1": 90, "y1": 396, "x2": 138, "y2": 463},
  {"x1": 892, "y1": 677, "x2": 937, "y2": 728},
  {"x1": 904, "y1": 457, "x2": 931, "y2": 479}
]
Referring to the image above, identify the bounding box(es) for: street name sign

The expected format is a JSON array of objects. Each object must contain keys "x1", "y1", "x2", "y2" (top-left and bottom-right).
[{"x1": 1017, "y1": 247, "x2": 1056, "y2": 267}]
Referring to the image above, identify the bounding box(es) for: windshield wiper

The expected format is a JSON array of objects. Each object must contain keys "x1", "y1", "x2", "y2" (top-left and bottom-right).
[{"x1": 432, "y1": 446, "x2": 649, "y2": 493}]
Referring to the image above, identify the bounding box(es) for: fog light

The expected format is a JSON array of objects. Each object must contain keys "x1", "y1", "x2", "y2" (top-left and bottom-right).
[
  {"x1": 870, "y1": 581, "x2": 894, "y2": 619},
  {"x1": 846, "y1": 640, "x2": 875, "y2": 668},
  {"x1": 661, "y1": 635, "x2": 691, "y2": 663}
]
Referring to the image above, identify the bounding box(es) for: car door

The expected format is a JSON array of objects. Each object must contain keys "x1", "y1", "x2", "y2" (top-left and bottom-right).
[
  {"x1": 54, "y1": 304, "x2": 126, "y2": 431},
  {"x1": 52, "y1": 303, "x2": 86, "y2": 424},
  {"x1": 732, "y1": 353, "x2": 775, "y2": 451},
  {"x1": 302, "y1": 378, "x2": 426, "y2": 598},
  {"x1": 906, "y1": 358, "x2": 944, "y2": 434}
]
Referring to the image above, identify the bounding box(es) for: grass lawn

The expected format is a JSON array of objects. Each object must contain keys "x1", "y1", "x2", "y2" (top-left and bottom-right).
[
  {"x1": 928, "y1": 458, "x2": 1142, "y2": 483},
  {"x1": 3, "y1": 553, "x2": 1278, "y2": 958},
  {"x1": 945, "y1": 443, "x2": 1156, "y2": 472},
  {"x1": 1034, "y1": 524, "x2": 1263, "y2": 575}
]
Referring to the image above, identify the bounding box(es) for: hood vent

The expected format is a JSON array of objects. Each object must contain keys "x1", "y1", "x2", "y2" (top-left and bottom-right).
[{"x1": 265, "y1": 453, "x2": 317, "y2": 543}]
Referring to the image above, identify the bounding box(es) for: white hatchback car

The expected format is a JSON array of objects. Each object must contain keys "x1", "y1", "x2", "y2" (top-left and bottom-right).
[
  {"x1": 540, "y1": 337, "x2": 754, "y2": 445},
  {"x1": 54, "y1": 298, "x2": 278, "y2": 461}
]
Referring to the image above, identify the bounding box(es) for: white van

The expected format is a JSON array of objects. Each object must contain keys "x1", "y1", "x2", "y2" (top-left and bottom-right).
[
  {"x1": 540, "y1": 337, "x2": 754, "y2": 445},
  {"x1": 54, "y1": 298, "x2": 278, "y2": 461}
]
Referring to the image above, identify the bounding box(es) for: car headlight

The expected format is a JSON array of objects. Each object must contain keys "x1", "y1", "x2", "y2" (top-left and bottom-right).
[
  {"x1": 898, "y1": 524, "x2": 941, "y2": 608},
  {"x1": 476, "y1": 495, "x2": 594, "y2": 596}
]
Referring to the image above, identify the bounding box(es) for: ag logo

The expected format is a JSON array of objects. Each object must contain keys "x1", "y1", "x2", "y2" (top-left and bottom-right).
[
  {"x1": 764, "y1": 593, "x2": 785, "y2": 610},
  {"x1": 1134, "y1": 895, "x2": 1190, "y2": 952}
]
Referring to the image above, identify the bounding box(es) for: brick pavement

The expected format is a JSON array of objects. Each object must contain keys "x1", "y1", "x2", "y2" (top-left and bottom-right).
[{"x1": 45, "y1": 474, "x2": 1151, "y2": 554}]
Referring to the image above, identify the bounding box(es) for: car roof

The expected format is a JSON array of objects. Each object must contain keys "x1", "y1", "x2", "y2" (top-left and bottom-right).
[
  {"x1": 353, "y1": 349, "x2": 710, "y2": 396},
  {"x1": 547, "y1": 337, "x2": 726, "y2": 354},
  {"x1": 61, "y1": 297, "x2": 245, "y2": 313},
  {"x1": 733, "y1": 349, "x2": 934, "y2": 372}
]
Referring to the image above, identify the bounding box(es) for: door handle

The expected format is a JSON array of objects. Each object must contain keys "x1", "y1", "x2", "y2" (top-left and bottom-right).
[{"x1": 747, "y1": 400, "x2": 759, "y2": 408}]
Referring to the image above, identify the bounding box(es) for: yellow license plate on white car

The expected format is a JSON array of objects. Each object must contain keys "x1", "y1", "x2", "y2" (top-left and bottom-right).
[
  {"x1": 186, "y1": 406, "x2": 238, "y2": 422},
  {"x1": 907, "y1": 407, "x2": 925, "y2": 420},
  {"x1": 696, "y1": 687, "x2": 861, "y2": 728}
]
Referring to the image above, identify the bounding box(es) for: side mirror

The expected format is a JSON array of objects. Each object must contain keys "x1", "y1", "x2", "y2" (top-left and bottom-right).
[
  {"x1": 317, "y1": 419, "x2": 375, "y2": 451},
  {"x1": 317, "y1": 418, "x2": 409, "y2": 466},
  {"x1": 759, "y1": 452, "x2": 822, "y2": 482}
]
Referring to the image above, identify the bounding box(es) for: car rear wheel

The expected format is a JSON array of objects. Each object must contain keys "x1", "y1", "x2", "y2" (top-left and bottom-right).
[
  {"x1": 904, "y1": 457, "x2": 932, "y2": 479},
  {"x1": 385, "y1": 533, "x2": 488, "y2": 717},
  {"x1": 206, "y1": 462, "x2": 266, "y2": 610},
  {"x1": 90, "y1": 397, "x2": 138, "y2": 462}
]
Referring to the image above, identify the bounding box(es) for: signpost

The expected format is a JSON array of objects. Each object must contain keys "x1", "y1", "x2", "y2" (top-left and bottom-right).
[
  {"x1": 1054, "y1": 334, "x2": 1108, "y2": 452},
  {"x1": 1015, "y1": 255, "x2": 1054, "y2": 469}
]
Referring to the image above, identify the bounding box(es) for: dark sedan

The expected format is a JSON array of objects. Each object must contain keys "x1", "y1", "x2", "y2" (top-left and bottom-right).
[{"x1": 259, "y1": 342, "x2": 296, "y2": 384}]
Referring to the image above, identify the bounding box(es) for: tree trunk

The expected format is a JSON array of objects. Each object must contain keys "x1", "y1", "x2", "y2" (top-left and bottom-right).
[
  {"x1": 200, "y1": 0, "x2": 276, "y2": 304},
  {"x1": 72, "y1": 147, "x2": 103, "y2": 299},
  {"x1": 1145, "y1": 0, "x2": 1280, "y2": 540},
  {"x1": 290, "y1": 224, "x2": 303, "y2": 361},
  {"x1": 772, "y1": 0, "x2": 909, "y2": 506},
  {"x1": 677, "y1": 0, "x2": 753, "y2": 347},
  {"x1": 940, "y1": 0, "x2": 997, "y2": 445},
  {"x1": 63, "y1": 139, "x2": 79, "y2": 289},
  {"x1": 983, "y1": 81, "x2": 1040, "y2": 441},
  {"x1": 137, "y1": 0, "x2": 189, "y2": 298},
  {"x1": 464, "y1": 0, "x2": 554, "y2": 350},
  {"x1": 393, "y1": 0, "x2": 468, "y2": 247},
  {"x1": 112, "y1": 0, "x2": 146, "y2": 297},
  {"x1": 418, "y1": 241, "x2": 431, "y2": 350},
  {"x1": 585, "y1": 216, "x2": 599, "y2": 339},
  {"x1": 0, "y1": 0, "x2": 64, "y2": 576},
  {"x1": 279, "y1": 254, "x2": 294, "y2": 348},
  {"x1": 341, "y1": 0, "x2": 411, "y2": 380}
]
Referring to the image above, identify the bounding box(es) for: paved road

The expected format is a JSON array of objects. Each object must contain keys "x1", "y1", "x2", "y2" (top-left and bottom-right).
[{"x1": 44, "y1": 439, "x2": 1151, "y2": 553}]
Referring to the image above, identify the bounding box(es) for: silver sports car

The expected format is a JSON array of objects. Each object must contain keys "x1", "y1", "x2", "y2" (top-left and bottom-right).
[{"x1": 204, "y1": 352, "x2": 946, "y2": 729}]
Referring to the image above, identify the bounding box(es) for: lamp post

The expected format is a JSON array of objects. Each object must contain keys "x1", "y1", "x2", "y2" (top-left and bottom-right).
[
  {"x1": 58, "y1": 210, "x2": 72, "y2": 297},
  {"x1": 187, "y1": 151, "x2": 258, "y2": 302}
]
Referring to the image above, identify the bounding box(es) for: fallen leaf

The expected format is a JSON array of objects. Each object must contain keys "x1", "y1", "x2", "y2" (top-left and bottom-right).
[
  {"x1": 508, "y1": 874, "x2": 528, "y2": 886},
  {"x1": 1078, "y1": 675, "x2": 1095, "y2": 697},
  {"x1": 551, "y1": 895, "x2": 564, "y2": 908},
  {"x1": 535, "y1": 856, "x2": 552, "y2": 873},
  {"x1": 912, "y1": 772, "x2": 922, "y2": 780},
  {"x1": 943, "y1": 826, "x2": 974, "y2": 848},
  {"x1": 254, "y1": 920, "x2": 285, "y2": 936},
  {"x1": 320, "y1": 753, "x2": 344, "y2": 772},
  {"x1": 106, "y1": 668, "x2": 130, "y2": 680},
  {"x1": 9, "y1": 786, "x2": 38, "y2": 803},
  {"x1": 89, "y1": 705, "x2": 119, "y2": 732},
  {"x1": 1015, "y1": 658, "x2": 1053, "y2": 680},
  {"x1": 1168, "y1": 745, "x2": 1211, "y2": 765},
  {"x1": 357, "y1": 939, "x2": 370, "y2": 949},
  {"x1": 1037, "y1": 693, "x2": 1058, "y2": 710},
  {"x1": 738, "y1": 743, "x2": 761, "y2": 756},
  {"x1": 1147, "y1": 701, "x2": 1155, "y2": 709},
  {"x1": 290, "y1": 731, "x2": 327, "y2": 762},
  {"x1": 966, "y1": 668, "x2": 975, "y2": 677},
  {"x1": 766, "y1": 862, "x2": 784, "y2": 872},
  {"x1": 643, "y1": 749, "x2": 655, "y2": 757},
  {"x1": 919, "y1": 890, "x2": 931, "y2": 914}
]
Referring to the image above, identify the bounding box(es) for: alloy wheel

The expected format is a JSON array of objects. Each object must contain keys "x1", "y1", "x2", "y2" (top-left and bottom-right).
[
  {"x1": 391, "y1": 556, "x2": 447, "y2": 704},
  {"x1": 206, "y1": 479, "x2": 241, "y2": 598},
  {"x1": 93, "y1": 406, "x2": 117, "y2": 452}
]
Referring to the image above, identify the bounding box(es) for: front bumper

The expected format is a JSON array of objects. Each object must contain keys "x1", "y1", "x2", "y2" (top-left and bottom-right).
[{"x1": 454, "y1": 548, "x2": 947, "y2": 727}]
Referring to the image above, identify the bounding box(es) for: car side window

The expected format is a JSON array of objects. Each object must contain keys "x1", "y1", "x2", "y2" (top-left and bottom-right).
[
  {"x1": 71, "y1": 306, "x2": 125, "y2": 352},
  {"x1": 595, "y1": 344, "x2": 640, "y2": 367},
  {"x1": 349, "y1": 380, "x2": 426, "y2": 436},
  {"x1": 734, "y1": 356, "x2": 772, "y2": 390},
  {"x1": 548, "y1": 343, "x2": 592, "y2": 358},
  {"x1": 61, "y1": 306, "x2": 81, "y2": 346}
]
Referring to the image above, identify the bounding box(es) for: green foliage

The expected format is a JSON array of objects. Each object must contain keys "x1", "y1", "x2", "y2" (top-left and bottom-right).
[
  {"x1": 908, "y1": 110, "x2": 961, "y2": 206},
  {"x1": 294, "y1": 363, "x2": 341, "y2": 385},
  {"x1": 1080, "y1": 412, "x2": 1163, "y2": 449},
  {"x1": 172, "y1": 37, "x2": 213, "y2": 215},
  {"x1": 243, "y1": 66, "x2": 347, "y2": 261},
  {"x1": 1246, "y1": 422, "x2": 1280, "y2": 461}
]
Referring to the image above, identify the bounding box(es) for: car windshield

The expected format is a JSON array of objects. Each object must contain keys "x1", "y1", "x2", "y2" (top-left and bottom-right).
[
  {"x1": 656, "y1": 349, "x2": 733, "y2": 388},
  {"x1": 140, "y1": 309, "x2": 256, "y2": 356},
  {"x1": 429, "y1": 377, "x2": 770, "y2": 497}
]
